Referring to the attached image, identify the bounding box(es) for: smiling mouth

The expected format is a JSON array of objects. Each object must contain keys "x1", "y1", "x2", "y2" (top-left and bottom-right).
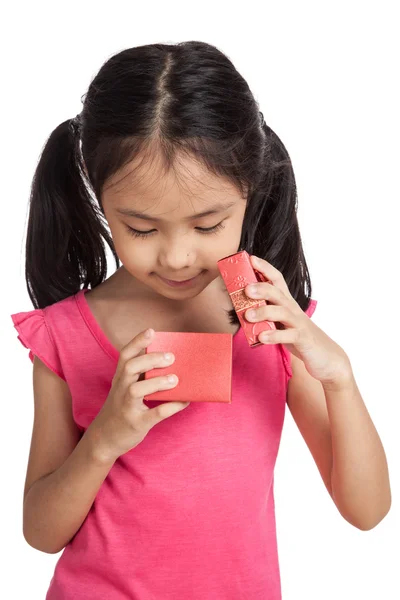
[
  {"x1": 157, "y1": 272, "x2": 205, "y2": 286},
  {"x1": 165, "y1": 277, "x2": 196, "y2": 282}
]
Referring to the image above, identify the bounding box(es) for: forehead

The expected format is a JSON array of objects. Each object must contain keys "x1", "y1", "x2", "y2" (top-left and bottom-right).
[{"x1": 102, "y1": 151, "x2": 243, "y2": 218}]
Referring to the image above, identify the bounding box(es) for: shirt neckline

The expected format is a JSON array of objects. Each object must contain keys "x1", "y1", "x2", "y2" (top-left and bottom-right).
[
  {"x1": 75, "y1": 288, "x2": 243, "y2": 362},
  {"x1": 75, "y1": 289, "x2": 120, "y2": 362}
]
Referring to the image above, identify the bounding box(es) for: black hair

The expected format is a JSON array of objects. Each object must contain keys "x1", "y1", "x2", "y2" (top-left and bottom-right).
[{"x1": 25, "y1": 40, "x2": 313, "y2": 328}]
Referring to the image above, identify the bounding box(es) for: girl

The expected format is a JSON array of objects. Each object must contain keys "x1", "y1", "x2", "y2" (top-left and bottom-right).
[{"x1": 11, "y1": 41, "x2": 391, "y2": 599}]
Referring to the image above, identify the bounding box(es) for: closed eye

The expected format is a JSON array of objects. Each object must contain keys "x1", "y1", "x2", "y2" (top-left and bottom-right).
[{"x1": 125, "y1": 221, "x2": 226, "y2": 239}]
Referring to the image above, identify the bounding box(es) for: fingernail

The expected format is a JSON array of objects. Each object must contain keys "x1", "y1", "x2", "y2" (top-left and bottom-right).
[
  {"x1": 145, "y1": 328, "x2": 154, "y2": 338},
  {"x1": 247, "y1": 285, "x2": 258, "y2": 295},
  {"x1": 247, "y1": 309, "x2": 257, "y2": 320}
]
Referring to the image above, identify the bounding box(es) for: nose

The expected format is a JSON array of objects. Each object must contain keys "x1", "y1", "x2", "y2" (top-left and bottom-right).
[{"x1": 158, "y1": 239, "x2": 196, "y2": 272}]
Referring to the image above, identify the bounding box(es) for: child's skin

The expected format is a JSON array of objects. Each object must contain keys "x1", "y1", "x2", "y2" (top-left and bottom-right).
[
  {"x1": 85, "y1": 147, "x2": 391, "y2": 533},
  {"x1": 23, "y1": 151, "x2": 252, "y2": 553},
  {"x1": 84, "y1": 151, "x2": 248, "y2": 350},
  {"x1": 23, "y1": 148, "x2": 391, "y2": 554}
]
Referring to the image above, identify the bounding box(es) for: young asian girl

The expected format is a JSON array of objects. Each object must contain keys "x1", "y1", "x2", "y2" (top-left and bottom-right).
[{"x1": 11, "y1": 41, "x2": 391, "y2": 600}]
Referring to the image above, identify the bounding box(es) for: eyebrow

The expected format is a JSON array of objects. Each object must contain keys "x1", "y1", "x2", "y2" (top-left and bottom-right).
[{"x1": 115, "y1": 200, "x2": 237, "y2": 222}]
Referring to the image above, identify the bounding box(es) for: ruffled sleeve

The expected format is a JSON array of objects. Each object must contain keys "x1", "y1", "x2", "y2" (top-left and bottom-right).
[
  {"x1": 304, "y1": 299, "x2": 317, "y2": 318},
  {"x1": 11, "y1": 310, "x2": 65, "y2": 380}
]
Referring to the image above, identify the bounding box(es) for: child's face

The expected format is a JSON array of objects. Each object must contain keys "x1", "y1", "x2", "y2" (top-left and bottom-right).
[{"x1": 101, "y1": 151, "x2": 247, "y2": 301}]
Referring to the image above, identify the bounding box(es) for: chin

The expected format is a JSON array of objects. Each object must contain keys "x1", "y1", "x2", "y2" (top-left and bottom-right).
[{"x1": 158, "y1": 288, "x2": 202, "y2": 301}]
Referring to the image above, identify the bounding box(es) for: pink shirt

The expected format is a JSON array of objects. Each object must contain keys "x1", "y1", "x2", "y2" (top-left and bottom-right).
[{"x1": 11, "y1": 289, "x2": 317, "y2": 599}]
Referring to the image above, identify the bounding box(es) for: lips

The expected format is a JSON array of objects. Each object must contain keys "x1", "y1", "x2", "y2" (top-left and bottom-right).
[
  {"x1": 156, "y1": 271, "x2": 205, "y2": 286},
  {"x1": 163, "y1": 277, "x2": 197, "y2": 282},
  {"x1": 160, "y1": 273, "x2": 201, "y2": 282}
]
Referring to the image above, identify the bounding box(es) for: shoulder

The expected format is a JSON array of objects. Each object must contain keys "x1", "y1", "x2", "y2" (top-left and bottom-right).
[
  {"x1": 11, "y1": 305, "x2": 65, "y2": 380},
  {"x1": 304, "y1": 298, "x2": 318, "y2": 318},
  {"x1": 10, "y1": 292, "x2": 81, "y2": 381}
]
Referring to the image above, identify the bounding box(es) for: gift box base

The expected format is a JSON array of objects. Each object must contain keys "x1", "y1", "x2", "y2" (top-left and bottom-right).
[{"x1": 144, "y1": 331, "x2": 232, "y2": 403}]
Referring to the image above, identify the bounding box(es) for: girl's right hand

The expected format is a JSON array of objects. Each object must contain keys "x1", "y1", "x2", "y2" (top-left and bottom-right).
[{"x1": 87, "y1": 328, "x2": 189, "y2": 463}]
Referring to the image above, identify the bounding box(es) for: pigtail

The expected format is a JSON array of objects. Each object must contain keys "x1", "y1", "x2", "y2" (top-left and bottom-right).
[
  {"x1": 23, "y1": 41, "x2": 313, "y2": 320},
  {"x1": 239, "y1": 120, "x2": 312, "y2": 322},
  {"x1": 25, "y1": 117, "x2": 119, "y2": 309}
]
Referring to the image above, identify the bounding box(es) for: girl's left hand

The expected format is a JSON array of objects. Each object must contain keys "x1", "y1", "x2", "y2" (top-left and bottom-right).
[{"x1": 245, "y1": 255, "x2": 353, "y2": 388}]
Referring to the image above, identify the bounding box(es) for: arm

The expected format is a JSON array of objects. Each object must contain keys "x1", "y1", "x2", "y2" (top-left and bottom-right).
[
  {"x1": 24, "y1": 427, "x2": 115, "y2": 554},
  {"x1": 324, "y1": 372, "x2": 391, "y2": 530},
  {"x1": 23, "y1": 358, "x2": 115, "y2": 554},
  {"x1": 287, "y1": 352, "x2": 391, "y2": 530},
  {"x1": 242, "y1": 254, "x2": 391, "y2": 529}
]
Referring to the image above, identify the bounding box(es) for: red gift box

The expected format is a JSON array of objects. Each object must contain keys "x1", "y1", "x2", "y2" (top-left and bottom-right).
[
  {"x1": 217, "y1": 250, "x2": 276, "y2": 347},
  {"x1": 144, "y1": 331, "x2": 232, "y2": 403}
]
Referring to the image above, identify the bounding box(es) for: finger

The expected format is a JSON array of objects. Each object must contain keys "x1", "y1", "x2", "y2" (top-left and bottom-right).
[
  {"x1": 114, "y1": 328, "x2": 155, "y2": 380},
  {"x1": 125, "y1": 375, "x2": 190, "y2": 424},
  {"x1": 250, "y1": 255, "x2": 290, "y2": 295},
  {"x1": 120, "y1": 351, "x2": 175, "y2": 388},
  {"x1": 245, "y1": 304, "x2": 295, "y2": 327},
  {"x1": 144, "y1": 399, "x2": 191, "y2": 426},
  {"x1": 127, "y1": 373, "x2": 179, "y2": 403},
  {"x1": 245, "y1": 280, "x2": 281, "y2": 304},
  {"x1": 257, "y1": 326, "x2": 299, "y2": 345}
]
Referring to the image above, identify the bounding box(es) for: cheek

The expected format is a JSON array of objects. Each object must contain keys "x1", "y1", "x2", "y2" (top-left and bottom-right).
[
  {"x1": 111, "y1": 233, "x2": 152, "y2": 271},
  {"x1": 204, "y1": 232, "x2": 242, "y2": 270},
  {"x1": 124, "y1": 248, "x2": 154, "y2": 272},
  {"x1": 221, "y1": 222, "x2": 243, "y2": 251}
]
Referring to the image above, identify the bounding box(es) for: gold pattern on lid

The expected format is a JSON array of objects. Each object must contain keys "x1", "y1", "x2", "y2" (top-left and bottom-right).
[{"x1": 229, "y1": 288, "x2": 263, "y2": 313}]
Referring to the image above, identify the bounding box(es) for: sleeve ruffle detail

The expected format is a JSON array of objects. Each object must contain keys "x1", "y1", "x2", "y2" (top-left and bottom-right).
[
  {"x1": 305, "y1": 299, "x2": 317, "y2": 318},
  {"x1": 11, "y1": 310, "x2": 65, "y2": 381}
]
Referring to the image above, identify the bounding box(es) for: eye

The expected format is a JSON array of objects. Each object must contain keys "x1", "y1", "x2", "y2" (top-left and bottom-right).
[
  {"x1": 125, "y1": 221, "x2": 226, "y2": 239},
  {"x1": 196, "y1": 222, "x2": 226, "y2": 235},
  {"x1": 126, "y1": 226, "x2": 157, "y2": 239}
]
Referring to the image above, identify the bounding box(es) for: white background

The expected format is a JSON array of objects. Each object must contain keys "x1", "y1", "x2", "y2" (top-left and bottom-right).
[{"x1": 2, "y1": 1, "x2": 399, "y2": 598}]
